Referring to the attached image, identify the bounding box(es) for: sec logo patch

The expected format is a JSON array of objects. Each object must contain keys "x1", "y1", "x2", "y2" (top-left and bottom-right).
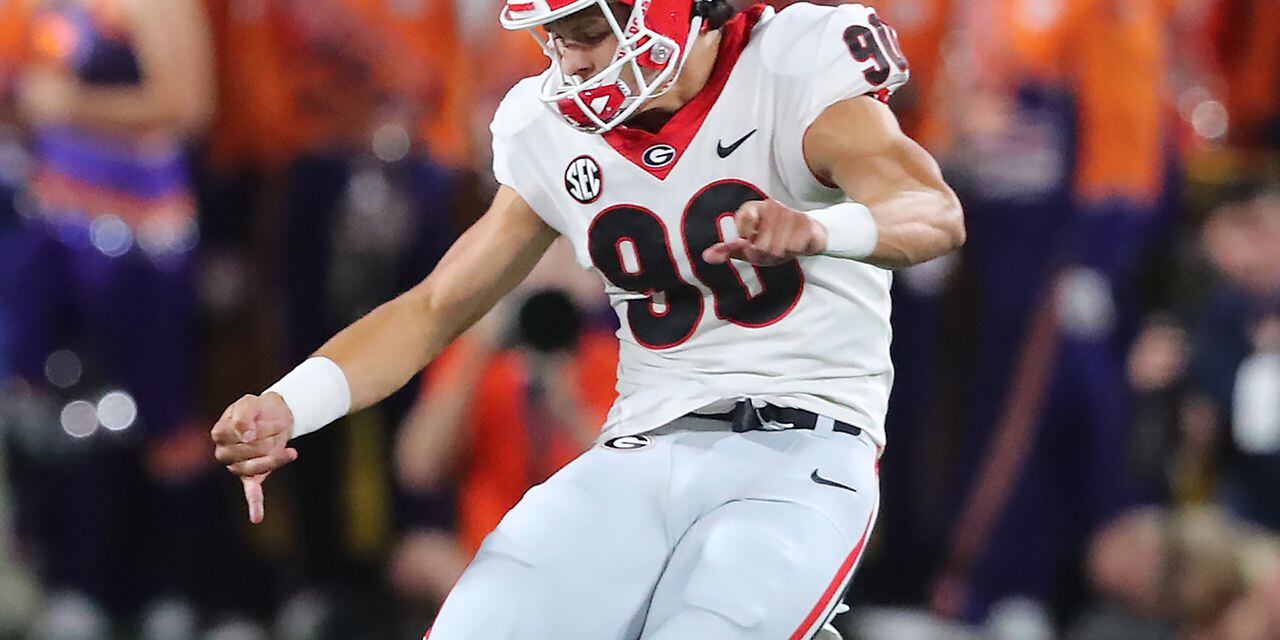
[
  {"x1": 603, "y1": 435, "x2": 653, "y2": 450},
  {"x1": 565, "y1": 155, "x2": 603, "y2": 204}
]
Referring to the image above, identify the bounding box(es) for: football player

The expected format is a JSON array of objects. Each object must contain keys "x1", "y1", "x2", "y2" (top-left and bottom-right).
[{"x1": 212, "y1": 0, "x2": 963, "y2": 637}]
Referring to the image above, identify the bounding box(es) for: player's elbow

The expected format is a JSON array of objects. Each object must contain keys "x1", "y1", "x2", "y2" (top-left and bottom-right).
[{"x1": 939, "y1": 197, "x2": 966, "y2": 251}]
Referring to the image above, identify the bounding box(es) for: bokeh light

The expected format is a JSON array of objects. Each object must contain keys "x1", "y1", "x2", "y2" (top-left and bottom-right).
[
  {"x1": 59, "y1": 400, "x2": 98, "y2": 439},
  {"x1": 89, "y1": 215, "x2": 133, "y2": 257},
  {"x1": 43, "y1": 349, "x2": 83, "y2": 389},
  {"x1": 1191, "y1": 100, "x2": 1230, "y2": 142},
  {"x1": 373, "y1": 123, "x2": 412, "y2": 163},
  {"x1": 96, "y1": 390, "x2": 138, "y2": 432}
]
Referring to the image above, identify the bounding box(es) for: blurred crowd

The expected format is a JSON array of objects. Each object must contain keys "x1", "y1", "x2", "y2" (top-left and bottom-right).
[{"x1": 0, "y1": 0, "x2": 1277, "y2": 639}]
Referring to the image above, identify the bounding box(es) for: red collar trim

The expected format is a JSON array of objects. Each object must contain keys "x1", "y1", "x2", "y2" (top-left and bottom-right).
[{"x1": 602, "y1": 4, "x2": 766, "y2": 180}]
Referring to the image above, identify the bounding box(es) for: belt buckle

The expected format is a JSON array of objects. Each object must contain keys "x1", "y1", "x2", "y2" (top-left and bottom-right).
[
  {"x1": 757, "y1": 404, "x2": 795, "y2": 431},
  {"x1": 731, "y1": 402, "x2": 796, "y2": 432},
  {"x1": 729, "y1": 401, "x2": 762, "y2": 433}
]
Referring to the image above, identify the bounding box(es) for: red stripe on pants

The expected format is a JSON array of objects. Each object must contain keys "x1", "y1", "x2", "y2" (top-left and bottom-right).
[{"x1": 787, "y1": 510, "x2": 877, "y2": 640}]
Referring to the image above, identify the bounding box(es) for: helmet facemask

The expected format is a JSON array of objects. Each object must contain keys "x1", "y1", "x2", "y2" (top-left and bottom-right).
[{"x1": 501, "y1": 0, "x2": 705, "y2": 134}]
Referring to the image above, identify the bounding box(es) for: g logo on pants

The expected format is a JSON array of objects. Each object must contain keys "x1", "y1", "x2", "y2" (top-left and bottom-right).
[{"x1": 603, "y1": 435, "x2": 653, "y2": 451}]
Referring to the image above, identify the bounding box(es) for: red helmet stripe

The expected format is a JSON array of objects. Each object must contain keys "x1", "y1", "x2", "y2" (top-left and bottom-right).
[{"x1": 505, "y1": 0, "x2": 583, "y2": 12}]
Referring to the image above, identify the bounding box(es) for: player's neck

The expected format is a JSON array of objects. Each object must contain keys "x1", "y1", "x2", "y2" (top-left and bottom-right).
[{"x1": 624, "y1": 29, "x2": 723, "y2": 133}]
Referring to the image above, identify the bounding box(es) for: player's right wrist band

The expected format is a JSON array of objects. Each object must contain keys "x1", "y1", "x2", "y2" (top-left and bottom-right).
[
  {"x1": 806, "y1": 202, "x2": 878, "y2": 260},
  {"x1": 264, "y1": 357, "x2": 351, "y2": 439}
]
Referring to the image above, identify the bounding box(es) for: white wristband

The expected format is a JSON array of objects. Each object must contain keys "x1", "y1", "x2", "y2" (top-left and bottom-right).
[
  {"x1": 805, "y1": 202, "x2": 878, "y2": 260},
  {"x1": 265, "y1": 357, "x2": 351, "y2": 439}
]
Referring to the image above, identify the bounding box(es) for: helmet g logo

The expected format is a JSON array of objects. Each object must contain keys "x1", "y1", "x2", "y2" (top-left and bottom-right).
[{"x1": 565, "y1": 155, "x2": 603, "y2": 204}]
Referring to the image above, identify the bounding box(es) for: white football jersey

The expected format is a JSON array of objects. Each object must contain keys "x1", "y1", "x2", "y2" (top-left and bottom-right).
[{"x1": 491, "y1": 3, "x2": 910, "y2": 446}]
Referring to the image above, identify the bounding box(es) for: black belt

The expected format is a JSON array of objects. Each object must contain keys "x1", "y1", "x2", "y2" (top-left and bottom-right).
[{"x1": 692, "y1": 401, "x2": 863, "y2": 437}]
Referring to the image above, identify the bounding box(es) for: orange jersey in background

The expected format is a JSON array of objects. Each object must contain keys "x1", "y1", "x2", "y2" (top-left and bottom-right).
[
  {"x1": 462, "y1": 20, "x2": 552, "y2": 173},
  {"x1": 983, "y1": 0, "x2": 1174, "y2": 204},
  {"x1": 1069, "y1": 0, "x2": 1174, "y2": 204},
  {"x1": 0, "y1": 0, "x2": 33, "y2": 94},
  {"x1": 865, "y1": 0, "x2": 953, "y2": 149},
  {"x1": 205, "y1": 0, "x2": 475, "y2": 172},
  {"x1": 423, "y1": 333, "x2": 619, "y2": 556},
  {"x1": 470, "y1": 25, "x2": 549, "y2": 125},
  {"x1": 339, "y1": 0, "x2": 474, "y2": 168},
  {"x1": 1206, "y1": 0, "x2": 1280, "y2": 147},
  {"x1": 203, "y1": 0, "x2": 333, "y2": 172}
]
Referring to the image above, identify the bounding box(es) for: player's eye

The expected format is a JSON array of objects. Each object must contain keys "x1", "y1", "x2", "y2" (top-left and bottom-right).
[{"x1": 577, "y1": 30, "x2": 611, "y2": 45}]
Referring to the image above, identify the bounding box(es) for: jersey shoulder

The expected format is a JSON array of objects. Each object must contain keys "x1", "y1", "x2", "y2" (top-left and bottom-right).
[
  {"x1": 754, "y1": 2, "x2": 909, "y2": 95},
  {"x1": 491, "y1": 75, "x2": 550, "y2": 139}
]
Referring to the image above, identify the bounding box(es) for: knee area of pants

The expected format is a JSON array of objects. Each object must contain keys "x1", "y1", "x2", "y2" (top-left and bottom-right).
[{"x1": 680, "y1": 522, "x2": 802, "y2": 629}]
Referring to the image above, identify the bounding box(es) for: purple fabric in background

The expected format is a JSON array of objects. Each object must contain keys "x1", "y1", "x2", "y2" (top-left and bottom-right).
[
  {"x1": 1, "y1": 219, "x2": 196, "y2": 438},
  {"x1": 34, "y1": 127, "x2": 190, "y2": 202}
]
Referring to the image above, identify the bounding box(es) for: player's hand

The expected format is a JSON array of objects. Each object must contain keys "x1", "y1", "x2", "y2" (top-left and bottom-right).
[
  {"x1": 210, "y1": 393, "x2": 299, "y2": 524},
  {"x1": 702, "y1": 199, "x2": 828, "y2": 267}
]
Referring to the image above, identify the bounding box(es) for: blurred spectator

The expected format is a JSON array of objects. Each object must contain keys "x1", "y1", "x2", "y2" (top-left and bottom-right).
[
  {"x1": 0, "y1": 0, "x2": 216, "y2": 637},
  {"x1": 924, "y1": 0, "x2": 1184, "y2": 625},
  {"x1": 1078, "y1": 506, "x2": 1280, "y2": 640},
  {"x1": 390, "y1": 285, "x2": 617, "y2": 614},
  {"x1": 1190, "y1": 189, "x2": 1280, "y2": 531},
  {"x1": 1124, "y1": 315, "x2": 1201, "y2": 503}
]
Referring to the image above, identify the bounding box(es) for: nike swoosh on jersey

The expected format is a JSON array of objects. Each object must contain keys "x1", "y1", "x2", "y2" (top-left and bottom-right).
[
  {"x1": 810, "y1": 469, "x2": 859, "y2": 494},
  {"x1": 716, "y1": 129, "x2": 757, "y2": 158}
]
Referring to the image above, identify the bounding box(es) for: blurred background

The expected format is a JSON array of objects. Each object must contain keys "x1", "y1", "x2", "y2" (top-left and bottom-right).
[{"x1": 0, "y1": 0, "x2": 1277, "y2": 638}]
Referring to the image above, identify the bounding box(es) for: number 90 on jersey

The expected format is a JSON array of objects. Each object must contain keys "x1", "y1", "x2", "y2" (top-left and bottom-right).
[{"x1": 586, "y1": 180, "x2": 804, "y2": 349}]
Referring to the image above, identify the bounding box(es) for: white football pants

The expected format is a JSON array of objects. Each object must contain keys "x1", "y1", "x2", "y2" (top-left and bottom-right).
[{"x1": 426, "y1": 416, "x2": 880, "y2": 640}]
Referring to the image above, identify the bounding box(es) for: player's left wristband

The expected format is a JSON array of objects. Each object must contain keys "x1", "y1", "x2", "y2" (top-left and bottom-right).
[
  {"x1": 265, "y1": 357, "x2": 351, "y2": 439},
  {"x1": 805, "y1": 202, "x2": 878, "y2": 260}
]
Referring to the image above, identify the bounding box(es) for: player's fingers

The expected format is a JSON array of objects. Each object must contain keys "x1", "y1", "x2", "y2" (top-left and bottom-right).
[
  {"x1": 214, "y1": 432, "x2": 288, "y2": 465},
  {"x1": 228, "y1": 448, "x2": 298, "y2": 478},
  {"x1": 752, "y1": 217, "x2": 773, "y2": 257},
  {"x1": 735, "y1": 203, "x2": 762, "y2": 240},
  {"x1": 742, "y1": 244, "x2": 784, "y2": 266},
  {"x1": 210, "y1": 416, "x2": 242, "y2": 446},
  {"x1": 702, "y1": 239, "x2": 750, "y2": 264},
  {"x1": 228, "y1": 396, "x2": 260, "y2": 442},
  {"x1": 242, "y1": 476, "x2": 265, "y2": 524},
  {"x1": 752, "y1": 210, "x2": 783, "y2": 257}
]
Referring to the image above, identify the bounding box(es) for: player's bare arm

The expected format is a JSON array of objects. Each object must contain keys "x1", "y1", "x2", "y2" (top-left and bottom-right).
[
  {"x1": 806, "y1": 95, "x2": 965, "y2": 268},
  {"x1": 394, "y1": 316, "x2": 506, "y2": 491},
  {"x1": 211, "y1": 187, "x2": 557, "y2": 522},
  {"x1": 316, "y1": 188, "x2": 555, "y2": 411},
  {"x1": 704, "y1": 96, "x2": 964, "y2": 269}
]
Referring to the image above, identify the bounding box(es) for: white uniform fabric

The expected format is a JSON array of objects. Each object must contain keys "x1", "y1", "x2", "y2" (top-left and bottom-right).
[
  {"x1": 427, "y1": 5, "x2": 910, "y2": 638},
  {"x1": 491, "y1": 2, "x2": 909, "y2": 447},
  {"x1": 429, "y1": 421, "x2": 880, "y2": 640}
]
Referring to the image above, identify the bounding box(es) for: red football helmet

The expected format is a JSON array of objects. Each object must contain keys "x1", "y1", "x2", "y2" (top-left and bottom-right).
[{"x1": 500, "y1": 0, "x2": 708, "y2": 133}]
